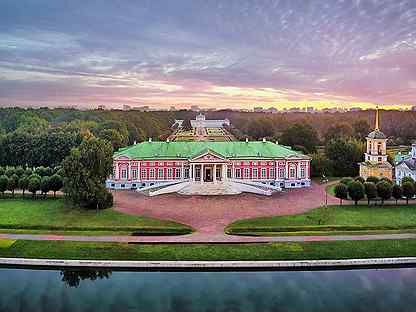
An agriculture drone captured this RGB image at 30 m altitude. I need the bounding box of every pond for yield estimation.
[0,267,415,312]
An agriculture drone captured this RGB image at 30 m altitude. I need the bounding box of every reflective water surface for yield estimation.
[1,267,416,312]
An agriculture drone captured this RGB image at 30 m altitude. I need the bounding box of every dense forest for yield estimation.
[0,107,415,171]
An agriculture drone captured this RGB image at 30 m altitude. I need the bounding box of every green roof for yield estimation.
[114,141,307,160]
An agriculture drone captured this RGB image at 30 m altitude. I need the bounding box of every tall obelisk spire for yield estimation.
[375,106,380,131]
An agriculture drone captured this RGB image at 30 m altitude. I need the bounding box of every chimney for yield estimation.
[133,141,137,145]
[262,138,266,143]
[167,138,170,143]
[275,140,279,145]
[148,138,152,143]
[245,138,249,143]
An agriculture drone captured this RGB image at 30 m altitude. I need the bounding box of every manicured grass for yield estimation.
[1,239,416,260]
[226,205,416,236]
[0,198,193,235]
[0,239,15,249]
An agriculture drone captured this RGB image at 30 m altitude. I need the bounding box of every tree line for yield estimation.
[334,176,416,206]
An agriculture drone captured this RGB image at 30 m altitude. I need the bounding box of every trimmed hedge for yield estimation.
[0,224,193,235]
[225,224,416,236]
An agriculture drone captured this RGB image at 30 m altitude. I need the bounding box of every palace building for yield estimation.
[395,143,416,185]
[107,140,311,196]
[359,108,393,180]
[173,113,231,129]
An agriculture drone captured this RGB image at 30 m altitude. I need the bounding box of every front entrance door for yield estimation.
[204,167,213,182]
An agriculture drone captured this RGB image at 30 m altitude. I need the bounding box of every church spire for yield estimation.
[375,106,380,131]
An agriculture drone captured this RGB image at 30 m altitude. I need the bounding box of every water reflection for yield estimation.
[1,267,416,312]
[60,269,112,288]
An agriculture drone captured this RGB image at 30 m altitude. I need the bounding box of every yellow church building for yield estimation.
[359,108,393,180]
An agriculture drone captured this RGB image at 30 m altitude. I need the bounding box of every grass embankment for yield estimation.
[226,205,416,236]
[0,199,192,236]
[0,239,416,261]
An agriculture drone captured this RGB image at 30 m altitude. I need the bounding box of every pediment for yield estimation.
[190,150,227,162]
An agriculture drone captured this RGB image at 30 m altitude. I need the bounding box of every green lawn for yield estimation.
[0,239,416,260]
[226,205,416,236]
[0,198,193,235]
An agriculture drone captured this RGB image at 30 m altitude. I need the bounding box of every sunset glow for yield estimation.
[1,1,415,110]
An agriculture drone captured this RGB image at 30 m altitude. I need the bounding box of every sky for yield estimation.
[0,0,416,110]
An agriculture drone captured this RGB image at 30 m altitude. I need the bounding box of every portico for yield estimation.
[190,162,227,183]
[189,149,228,183]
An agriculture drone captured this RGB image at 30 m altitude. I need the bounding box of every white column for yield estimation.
[138,161,141,182]
[115,162,120,180]
[192,164,195,182]
[223,164,227,181]
[275,161,278,181]
[232,162,235,179]
[213,164,217,183]
[201,164,204,183]
[181,162,184,181]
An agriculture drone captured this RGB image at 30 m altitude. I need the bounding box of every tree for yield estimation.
[62,138,114,209]
[7,174,18,197]
[28,177,41,198]
[324,123,354,143]
[392,184,403,205]
[364,182,377,205]
[348,181,365,205]
[355,176,365,184]
[310,153,333,177]
[334,183,348,205]
[340,177,354,186]
[352,120,370,140]
[4,167,16,177]
[0,175,8,197]
[325,139,363,177]
[366,176,380,184]
[98,129,124,151]
[376,181,392,205]
[40,176,51,198]
[279,123,320,154]
[49,174,63,197]
[401,176,415,185]
[402,181,415,205]
[18,176,29,197]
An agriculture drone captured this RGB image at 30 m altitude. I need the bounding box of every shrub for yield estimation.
[340,177,354,186]
[14,167,25,177]
[364,182,377,205]
[347,181,365,205]
[334,183,348,205]
[392,184,403,204]
[402,181,415,205]
[354,176,365,184]
[4,167,16,177]
[0,175,9,197]
[376,181,393,205]
[0,167,4,176]
[366,176,380,184]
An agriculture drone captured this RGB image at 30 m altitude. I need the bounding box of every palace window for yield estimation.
[279,168,285,179]
[270,168,275,179]
[289,164,296,178]
[176,168,181,178]
[252,168,258,178]
[300,166,305,178]
[121,169,127,179]
[141,169,147,179]
[261,168,267,178]
[235,168,241,178]
[158,168,164,178]
[184,168,190,179]
[244,168,250,178]
[227,168,232,178]
[167,168,173,178]
[149,169,155,178]
[132,169,138,180]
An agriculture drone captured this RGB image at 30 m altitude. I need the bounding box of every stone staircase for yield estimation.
[178,182,241,196]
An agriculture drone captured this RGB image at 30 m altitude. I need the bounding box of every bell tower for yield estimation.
[364,107,387,163]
